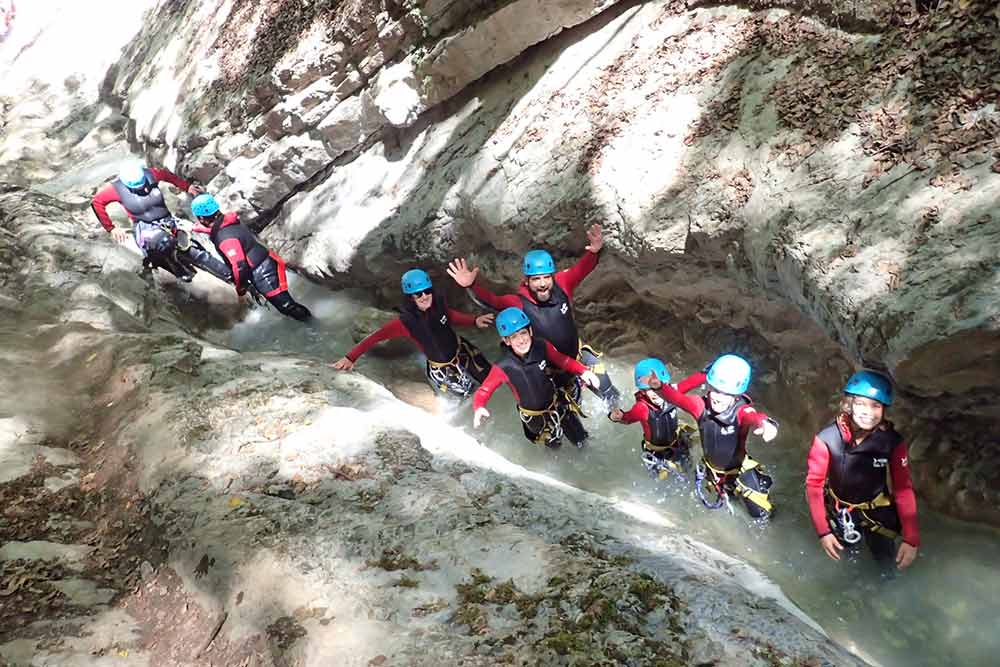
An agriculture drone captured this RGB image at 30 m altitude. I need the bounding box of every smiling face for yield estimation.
[708,390,736,414]
[526,274,554,302]
[503,328,532,356]
[411,290,433,311]
[849,396,884,431]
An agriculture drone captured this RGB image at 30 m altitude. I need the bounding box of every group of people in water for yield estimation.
[92,161,919,572]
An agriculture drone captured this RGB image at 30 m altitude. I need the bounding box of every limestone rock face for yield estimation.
[3,0,998,519]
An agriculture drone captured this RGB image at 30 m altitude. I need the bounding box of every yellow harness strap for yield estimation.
[827,487,893,511]
[703,456,772,512]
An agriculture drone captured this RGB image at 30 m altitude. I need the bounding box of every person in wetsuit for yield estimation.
[190,194,312,321]
[331,269,494,400]
[805,370,919,570]
[91,161,231,282]
[609,358,704,481]
[473,307,599,449]
[447,224,620,417]
[657,354,779,518]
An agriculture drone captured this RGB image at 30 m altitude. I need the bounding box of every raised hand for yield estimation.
[754,419,778,442]
[475,313,495,329]
[581,370,600,390]
[187,183,205,196]
[447,257,479,287]
[609,408,624,422]
[585,224,603,253]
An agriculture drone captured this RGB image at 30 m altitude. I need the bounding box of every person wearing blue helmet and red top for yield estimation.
[609,358,706,480]
[331,269,494,399]
[656,354,779,518]
[473,307,600,449]
[447,224,620,412]
[190,193,312,321]
[92,161,231,282]
[806,370,919,570]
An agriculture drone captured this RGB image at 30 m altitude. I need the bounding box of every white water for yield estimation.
[197,275,1000,667]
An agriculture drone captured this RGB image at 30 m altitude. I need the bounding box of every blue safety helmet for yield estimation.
[634,358,670,389]
[706,354,752,395]
[119,161,147,189]
[401,269,433,295]
[191,193,220,218]
[496,307,531,337]
[522,249,556,276]
[844,370,893,406]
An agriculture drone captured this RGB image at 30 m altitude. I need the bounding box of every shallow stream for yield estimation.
[200,275,1000,667]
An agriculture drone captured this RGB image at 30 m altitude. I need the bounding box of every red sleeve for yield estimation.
[617,401,648,425]
[218,238,247,294]
[447,308,477,328]
[805,436,832,538]
[345,319,412,362]
[656,383,704,418]
[675,372,707,394]
[890,441,919,547]
[473,366,511,410]
[149,167,191,192]
[736,405,769,429]
[471,282,521,310]
[554,250,599,298]
[91,184,124,231]
[545,341,587,374]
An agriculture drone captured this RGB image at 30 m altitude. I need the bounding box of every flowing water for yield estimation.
[200,275,1000,667]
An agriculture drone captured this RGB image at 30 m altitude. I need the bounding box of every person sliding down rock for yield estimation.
[805,370,919,571]
[473,307,600,449]
[331,269,494,400]
[190,194,312,322]
[447,223,621,414]
[91,161,232,283]
[657,354,779,519]
[609,358,705,482]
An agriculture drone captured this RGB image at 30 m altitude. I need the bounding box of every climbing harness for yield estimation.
[518,398,565,448]
[826,488,897,543]
[838,508,863,545]
[696,455,772,517]
[425,339,486,399]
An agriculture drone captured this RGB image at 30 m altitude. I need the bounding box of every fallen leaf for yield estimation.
[228,497,244,509]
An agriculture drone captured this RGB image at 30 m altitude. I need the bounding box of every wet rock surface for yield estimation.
[0,188,866,666]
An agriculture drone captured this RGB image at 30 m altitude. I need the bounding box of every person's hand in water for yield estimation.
[896,542,918,570]
[820,534,844,561]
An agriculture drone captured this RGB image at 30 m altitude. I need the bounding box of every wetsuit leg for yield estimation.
[579,346,621,410]
[560,410,588,448]
[862,506,902,564]
[736,466,773,519]
[138,224,194,281]
[520,414,560,449]
[268,291,313,321]
[180,241,233,283]
[458,339,492,385]
[252,256,312,321]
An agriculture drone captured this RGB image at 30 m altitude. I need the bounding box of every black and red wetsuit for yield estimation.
[91,168,190,231]
[658,377,775,517]
[617,372,705,462]
[806,414,919,561]
[345,288,491,397]
[470,250,618,407]
[473,337,589,447]
[193,212,311,321]
[91,168,231,282]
